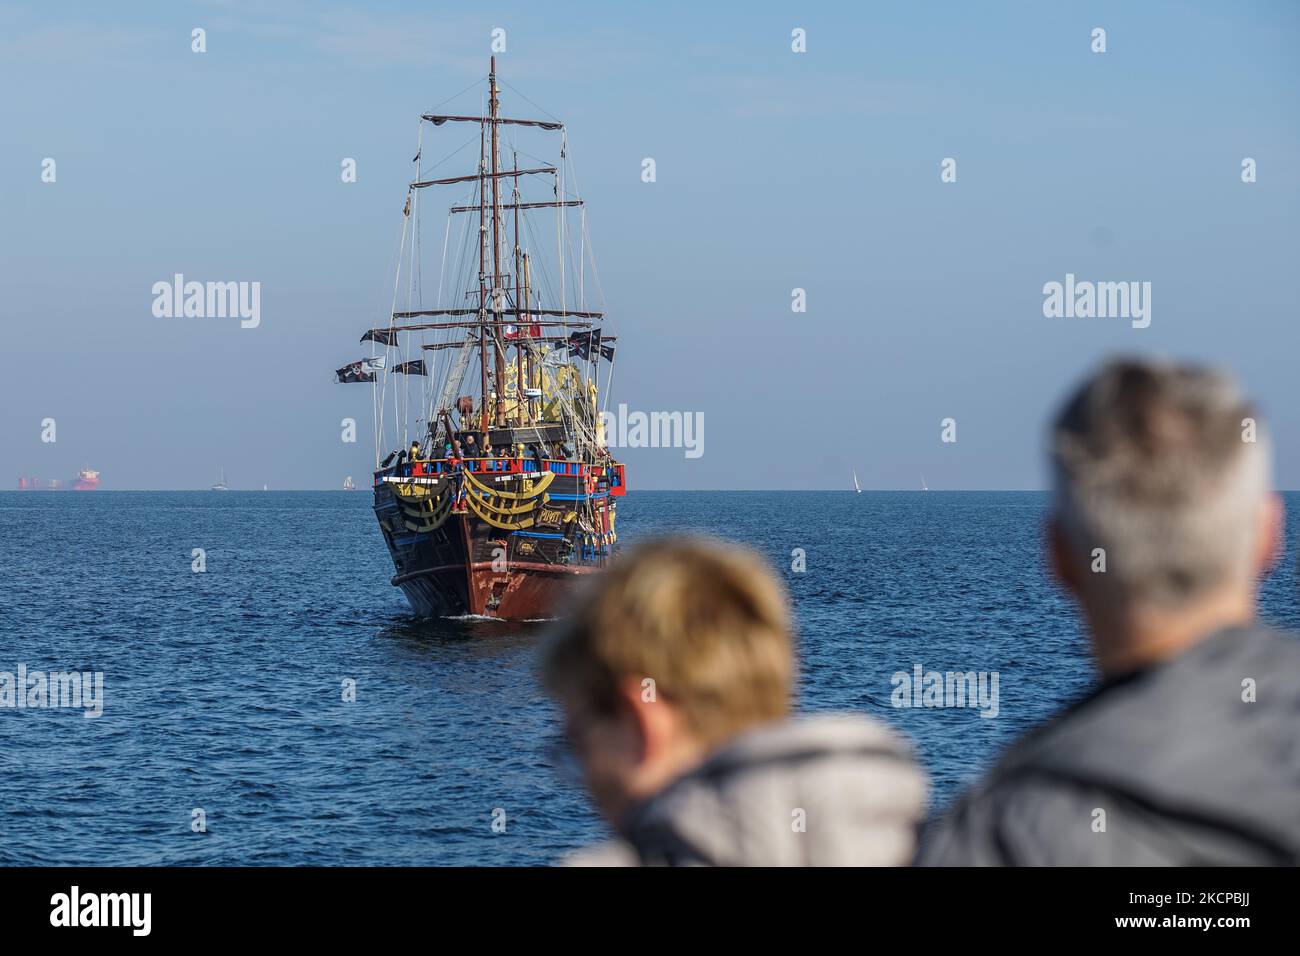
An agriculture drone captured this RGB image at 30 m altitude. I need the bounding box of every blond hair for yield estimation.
[542,537,794,748]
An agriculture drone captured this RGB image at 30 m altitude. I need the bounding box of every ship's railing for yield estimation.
[373,456,626,495]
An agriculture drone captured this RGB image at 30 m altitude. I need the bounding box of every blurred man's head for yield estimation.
[542,537,794,824]
[1048,358,1282,674]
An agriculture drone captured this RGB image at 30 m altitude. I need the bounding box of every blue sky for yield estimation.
[2,0,1297,489]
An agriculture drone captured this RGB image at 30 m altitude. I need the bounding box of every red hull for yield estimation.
[394,555,598,619]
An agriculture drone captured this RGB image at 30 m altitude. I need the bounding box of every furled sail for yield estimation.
[410,167,555,189]
[422,114,563,131]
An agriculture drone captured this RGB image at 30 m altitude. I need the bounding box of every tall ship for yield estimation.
[335,57,626,620]
[212,467,229,492]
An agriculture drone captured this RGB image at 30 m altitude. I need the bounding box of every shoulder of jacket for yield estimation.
[561,839,641,867]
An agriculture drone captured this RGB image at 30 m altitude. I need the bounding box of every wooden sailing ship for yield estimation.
[335,57,626,619]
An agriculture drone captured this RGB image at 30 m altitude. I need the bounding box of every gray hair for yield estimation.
[1050,358,1271,606]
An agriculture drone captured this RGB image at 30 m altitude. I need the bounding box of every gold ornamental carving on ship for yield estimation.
[461,468,556,530]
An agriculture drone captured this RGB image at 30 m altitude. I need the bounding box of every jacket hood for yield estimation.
[615,714,927,866]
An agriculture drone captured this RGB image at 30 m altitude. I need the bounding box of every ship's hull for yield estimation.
[18,475,99,491]
[390,536,598,618]
[372,460,624,620]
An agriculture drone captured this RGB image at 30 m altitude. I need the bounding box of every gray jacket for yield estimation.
[919,625,1300,865]
[567,714,927,866]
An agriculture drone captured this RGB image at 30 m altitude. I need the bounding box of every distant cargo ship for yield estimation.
[17,468,100,491]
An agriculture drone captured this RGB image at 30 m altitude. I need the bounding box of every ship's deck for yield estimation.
[372,457,629,498]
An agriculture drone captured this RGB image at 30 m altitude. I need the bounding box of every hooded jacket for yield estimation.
[566,714,927,866]
[918,625,1300,865]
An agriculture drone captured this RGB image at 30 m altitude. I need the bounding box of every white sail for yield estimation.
[852,469,861,494]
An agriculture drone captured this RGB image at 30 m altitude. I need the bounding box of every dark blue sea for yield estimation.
[1,491,1297,866]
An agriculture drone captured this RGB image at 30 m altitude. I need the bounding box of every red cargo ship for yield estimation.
[17,469,100,490]
[72,469,100,491]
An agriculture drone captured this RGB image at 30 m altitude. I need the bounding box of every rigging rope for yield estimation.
[370,76,615,458]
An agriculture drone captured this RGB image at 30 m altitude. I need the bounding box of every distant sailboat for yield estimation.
[921,475,928,492]
[343,475,356,492]
[852,470,861,494]
[263,483,269,492]
[212,467,229,492]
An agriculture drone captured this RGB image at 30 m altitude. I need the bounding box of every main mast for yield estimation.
[477,121,488,435]
[489,56,507,429]
[513,152,526,421]
[375,58,600,449]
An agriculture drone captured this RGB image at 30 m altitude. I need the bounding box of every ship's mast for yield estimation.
[490,56,507,429]
[523,252,534,421]
[364,58,599,449]
[477,121,488,436]
[512,151,525,423]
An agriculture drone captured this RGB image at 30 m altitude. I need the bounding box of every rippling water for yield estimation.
[1,490,1296,865]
